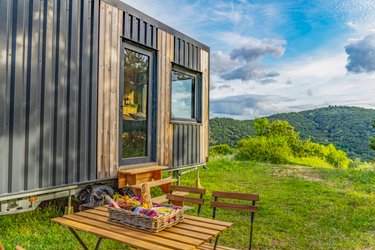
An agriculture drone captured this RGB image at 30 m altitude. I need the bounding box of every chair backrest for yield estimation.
[167,185,206,216]
[211,191,259,250]
[211,191,259,216]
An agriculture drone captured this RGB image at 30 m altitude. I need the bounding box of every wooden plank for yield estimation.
[167,195,204,205]
[170,186,206,194]
[51,217,171,250]
[97,2,106,178]
[75,210,204,246]
[119,165,166,174]
[211,201,258,213]
[174,224,220,236]
[200,50,209,163]
[165,227,212,241]
[165,33,173,167]
[64,214,195,250]
[183,219,227,231]
[109,6,119,178]
[131,178,177,189]
[212,191,259,201]
[184,215,233,227]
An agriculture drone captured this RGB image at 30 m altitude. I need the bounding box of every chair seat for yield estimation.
[197,242,238,250]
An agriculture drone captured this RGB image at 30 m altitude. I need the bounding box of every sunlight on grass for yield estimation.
[0,157,374,249]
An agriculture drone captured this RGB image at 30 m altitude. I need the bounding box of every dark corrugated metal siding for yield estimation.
[123,12,157,49]
[173,124,201,167]
[174,37,201,71]
[0,0,99,196]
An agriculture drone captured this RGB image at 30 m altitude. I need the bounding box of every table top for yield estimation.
[51,206,232,250]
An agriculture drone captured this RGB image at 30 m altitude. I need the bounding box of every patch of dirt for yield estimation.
[274,166,325,182]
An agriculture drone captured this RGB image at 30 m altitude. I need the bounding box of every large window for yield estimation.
[121,44,153,164]
[171,67,201,121]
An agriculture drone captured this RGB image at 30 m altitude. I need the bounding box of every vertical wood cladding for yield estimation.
[0,0,99,195]
[97,2,123,179]
[156,30,174,167]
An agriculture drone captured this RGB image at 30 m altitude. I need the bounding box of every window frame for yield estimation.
[119,41,155,166]
[170,64,202,123]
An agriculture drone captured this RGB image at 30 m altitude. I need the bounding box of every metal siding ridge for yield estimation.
[55,0,67,186]
[0,0,10,194]
[89,0,99,181]
[27,0,42,191]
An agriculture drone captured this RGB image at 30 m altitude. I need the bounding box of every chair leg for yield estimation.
[249,212,255,250]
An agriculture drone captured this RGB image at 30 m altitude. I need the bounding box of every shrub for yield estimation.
[209,144,234,156]
[236,136,292,164]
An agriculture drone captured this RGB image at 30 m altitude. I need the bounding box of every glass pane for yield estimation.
[171,71,195,119]
[122,49,149,158]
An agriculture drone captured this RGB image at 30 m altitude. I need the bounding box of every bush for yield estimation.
[209,144,234,156]
[236,136,292,164]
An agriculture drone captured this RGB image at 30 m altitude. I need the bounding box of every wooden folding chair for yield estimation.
[166,185,206,216]
[207,191,259,250]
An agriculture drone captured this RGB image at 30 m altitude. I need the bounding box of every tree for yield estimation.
[370,121,375,151]
[254,118,269,136]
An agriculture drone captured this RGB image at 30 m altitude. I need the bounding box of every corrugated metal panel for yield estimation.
[123,12,157,49]
[0,0,99,196]
[174,37,201,71]
[172,124,201,167]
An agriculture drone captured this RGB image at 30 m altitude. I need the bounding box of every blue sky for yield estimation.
[123,0,375,119]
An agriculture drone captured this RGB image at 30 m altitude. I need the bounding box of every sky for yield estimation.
[123,0,375,120]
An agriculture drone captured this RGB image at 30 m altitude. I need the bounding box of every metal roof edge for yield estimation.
[102,0,210,52]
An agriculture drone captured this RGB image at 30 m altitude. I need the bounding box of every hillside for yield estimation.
[210,106,375,161]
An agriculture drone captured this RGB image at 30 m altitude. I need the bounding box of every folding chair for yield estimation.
[167,185,206,216]
[204,191,259,250]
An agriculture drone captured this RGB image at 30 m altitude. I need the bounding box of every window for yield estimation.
[121,43,154,165]
[171,66,201,121]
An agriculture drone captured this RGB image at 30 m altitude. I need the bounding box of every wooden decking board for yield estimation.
[64,214,195,250]
[184,215,233,227]
[51,217,172,250]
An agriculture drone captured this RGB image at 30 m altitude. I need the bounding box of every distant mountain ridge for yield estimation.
[210,106,375,161]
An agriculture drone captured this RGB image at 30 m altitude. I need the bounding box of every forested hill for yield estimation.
[210,106,375,161]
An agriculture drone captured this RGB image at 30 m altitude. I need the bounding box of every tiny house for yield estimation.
[0,0,209,214]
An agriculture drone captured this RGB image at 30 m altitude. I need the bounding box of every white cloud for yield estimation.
[345,33,375,73]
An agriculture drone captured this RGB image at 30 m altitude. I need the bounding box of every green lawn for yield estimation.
[1,157,374,249]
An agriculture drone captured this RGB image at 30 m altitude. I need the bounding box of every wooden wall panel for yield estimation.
[157,30,174,167]
[200,50,209,163]
[97,2,123,178]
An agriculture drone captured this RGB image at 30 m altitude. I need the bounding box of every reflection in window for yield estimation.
[171,71,195,120]
[123,49,149,158]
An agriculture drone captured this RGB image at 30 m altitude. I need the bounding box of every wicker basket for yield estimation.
[108,205,186,232]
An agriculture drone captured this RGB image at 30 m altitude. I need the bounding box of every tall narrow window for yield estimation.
[122,45,153,164]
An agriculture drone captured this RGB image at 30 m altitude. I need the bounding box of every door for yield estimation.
[120,43,154,165]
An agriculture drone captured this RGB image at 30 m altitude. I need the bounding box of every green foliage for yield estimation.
[236,118,351,168]
[179,158,375,249]
[237,136,291,164]
[209,144,234,156]
[210,106,375,161]
[370,121,375,151]
[254,117,269,136]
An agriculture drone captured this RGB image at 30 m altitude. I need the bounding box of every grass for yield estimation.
[0,157,374,249]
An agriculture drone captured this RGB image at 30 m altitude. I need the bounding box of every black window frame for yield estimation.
[119,41,156,166]
[170,64,202,123]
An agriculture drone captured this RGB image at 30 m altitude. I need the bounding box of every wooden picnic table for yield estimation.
[51,206,232,250]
